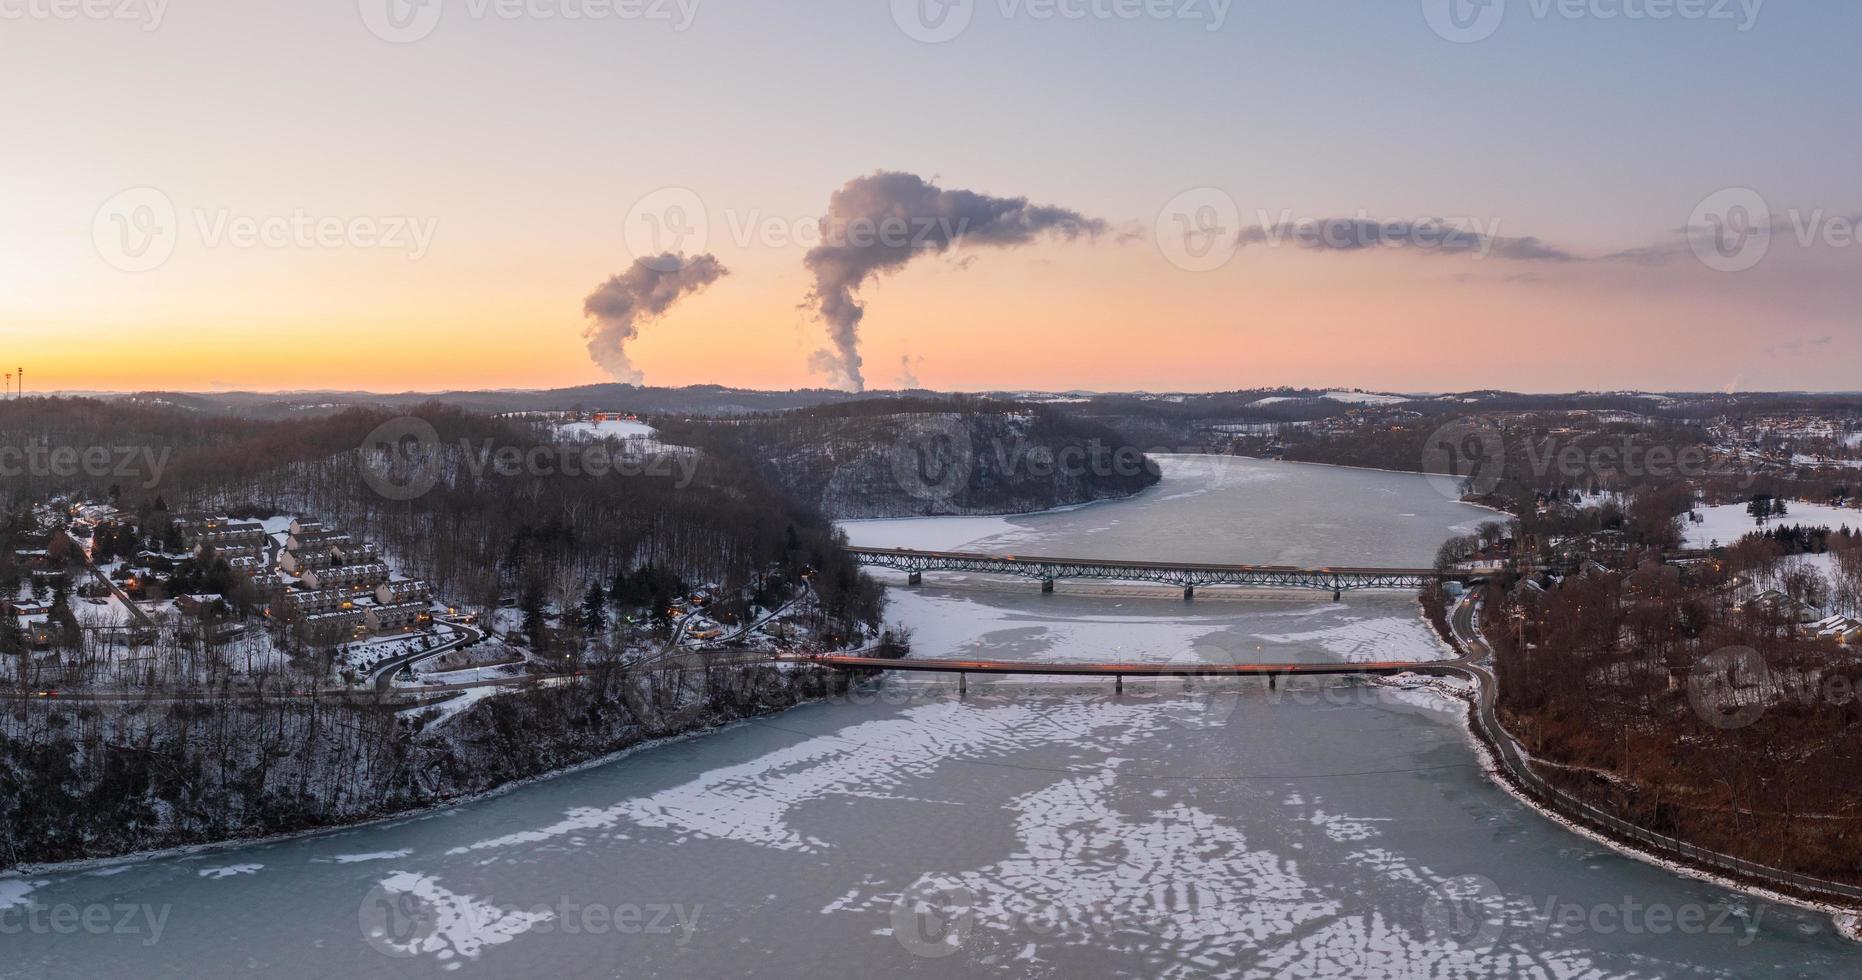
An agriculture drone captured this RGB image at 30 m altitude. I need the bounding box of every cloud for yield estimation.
[1238,217,1579,262]
[804,171,1107,391]
[582,253,729,384]
[895,353,923,389]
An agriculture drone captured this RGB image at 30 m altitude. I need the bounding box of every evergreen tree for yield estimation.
[582,582,608,634]
[519,577,547,650]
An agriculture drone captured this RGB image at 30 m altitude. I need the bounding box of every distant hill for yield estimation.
[659,397,1162,519]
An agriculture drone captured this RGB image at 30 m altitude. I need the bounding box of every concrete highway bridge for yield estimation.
[845,546,1460,600]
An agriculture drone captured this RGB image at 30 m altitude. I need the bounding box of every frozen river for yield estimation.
[4,457,1856,977]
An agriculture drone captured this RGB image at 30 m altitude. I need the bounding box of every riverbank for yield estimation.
[0,662,853,874]
[1436,597,1862,933]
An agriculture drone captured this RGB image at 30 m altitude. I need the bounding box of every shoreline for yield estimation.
[1431,601,1862,935]
[1444,685,1862,937]
[0,677,838,882]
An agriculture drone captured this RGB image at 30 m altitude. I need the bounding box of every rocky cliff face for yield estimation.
[737,409,1162,519]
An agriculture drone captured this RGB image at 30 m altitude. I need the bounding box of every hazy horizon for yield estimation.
[7,2,1859,394]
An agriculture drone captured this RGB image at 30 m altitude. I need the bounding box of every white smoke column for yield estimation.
[583,253,729,384]
[804,171,1106,392]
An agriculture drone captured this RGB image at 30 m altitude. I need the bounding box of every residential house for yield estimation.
[366,601,430,633]
[303,608,367,644]
[1812,615,1862,646]
[302,562,390,593]
[375,580,431,606]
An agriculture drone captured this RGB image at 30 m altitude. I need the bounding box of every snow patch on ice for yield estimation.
[446,698,1173,856]
[365,871,553,964]
[197,864,263,879]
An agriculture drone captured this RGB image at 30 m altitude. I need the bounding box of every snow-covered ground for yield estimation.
[838,515,1023,552]
[556,419,658,441]
[1685,500,1862,549]
[1251,391,1411,406]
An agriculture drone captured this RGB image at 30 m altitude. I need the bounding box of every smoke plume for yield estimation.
[804,171,1106,391]
[583,253,729,384]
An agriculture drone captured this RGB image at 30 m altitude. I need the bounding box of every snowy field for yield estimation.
[1686,500,1862,549]
[1251,390,1412,406]
[556,419,659,441]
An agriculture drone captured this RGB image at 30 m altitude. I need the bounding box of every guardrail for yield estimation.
[1452,602,1862,906]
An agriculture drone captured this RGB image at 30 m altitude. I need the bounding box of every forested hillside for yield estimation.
[660,397,1162,519]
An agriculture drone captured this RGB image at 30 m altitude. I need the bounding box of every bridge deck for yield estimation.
[799,654,1454,677]
[844,546,1449,593]
[844,547,1440,577]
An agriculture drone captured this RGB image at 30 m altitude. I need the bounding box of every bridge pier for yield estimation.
[1115,674,1123,694]
[1333,588,1342,603]
[907,571,922,586]
[1268,674,1278,691]
[958,672,966,696]
[1183,585,1195,602]
[1041,578,1054,594]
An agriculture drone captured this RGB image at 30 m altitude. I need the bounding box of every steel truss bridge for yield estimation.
[846,547,1452,599]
